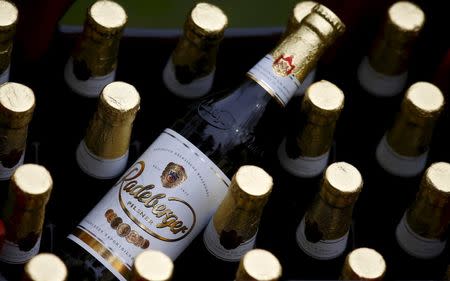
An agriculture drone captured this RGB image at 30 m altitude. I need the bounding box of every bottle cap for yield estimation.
[233,165,273,198]
[10,164,53,209]
[236,249,282,281]
[84,81,140,159]
[87,0,127,36]
[185,3,228,43]
[321,162,363,207]
[421,162,450,206]
[0,0,18,41]
[23,253,67,281]
[131,250,173,281]
[283,1,318,37]
[304,80,344,120]
[369,1,425,75]
[404,82,444,119]
[272,4,345,82]
[341,248,386,280]
[0,82,35,128]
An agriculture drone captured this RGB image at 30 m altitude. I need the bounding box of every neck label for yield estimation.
[247,54,300,106]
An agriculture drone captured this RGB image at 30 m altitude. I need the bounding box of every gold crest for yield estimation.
[161,162,187,188]
[273,54,295,77]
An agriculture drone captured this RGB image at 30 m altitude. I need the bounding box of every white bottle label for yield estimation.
[203,218,256,262]
[0,66,10,85]
[162,56,215,99]
[296,217,348,260]
[0,150,25,181]
[0,237,41,264]
[69,128,230,281]
[64,57,116,98]
[376,134,428,177]
[357,56,408,97]
[247,54,300,106]
[396,213,446,259]
[277,138,329,178]
[76,139,129,180]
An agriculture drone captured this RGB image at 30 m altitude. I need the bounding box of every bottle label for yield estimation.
[64,57,116,98]
[0,65,10,85]
[0,237,41,264]
[357,56,408,97]
[296,217,348,260]
[376,134,428,177]
[76,139,129,180]
[162,56,215,99]
[277,138,329,178]
[203,218,256,262]
[396,213,446,259]
[0,150,25,181]
[69,128,230,281]
[247,54,300,106]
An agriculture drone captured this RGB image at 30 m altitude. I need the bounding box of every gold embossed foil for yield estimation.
[295,80,344,157]
[213,166,272,245]
[340,248,386,281]
[368,1,425,75]
[272,4,345,82]
[406,162,450,240]
[71,0,127,77]
[23,253,68,281]
[171,3,228,84]
[281,1,318,40]
[0,0,18,75]
[386,82,444,157]
[131,251,173,281]
[305,162,362,240]
[0,83,35,171]
[1,164,52,251]
[84,81,140,159]
[235,249,282,281]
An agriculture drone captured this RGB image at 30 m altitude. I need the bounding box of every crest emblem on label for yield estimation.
[273,55,295,76]
[161,162,187,188]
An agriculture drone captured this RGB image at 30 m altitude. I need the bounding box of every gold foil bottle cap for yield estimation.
[99,81,140,123]
[282,1,318,37]
[11,164,53,209]
[321,162,363,207]
[403,82,444,119]
[273,4,345,82]
[23,253,67,281]
[236,249,282,281]
[369,1,425,75]
[186,2,228,40]
[233,165,273,198]
[87,0,127,35]
[341,248,386,280]
[131,250,173,281]
[420,162,450,207]
[304,80,344,120]
[0,0,18,34]
[0,82,35,128]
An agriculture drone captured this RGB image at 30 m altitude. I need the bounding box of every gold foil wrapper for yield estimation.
[71,0,127,77]
[1,164,52,249]
[0,0,18,74]
[340,248,386,281]
[272,4,345,82]
[305,162,362,240]
[0,83,35,170]
[235,249,282,281]
[406,162,450,240]
[171,3,227,84]
[368,1,425,75]
[131,251,173,281]
[84,81,140,159]
[281,1,318,40]
[213,166,272,245]
[295,80,344,157]
[386,82,444,157]
[23,253,68,281]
